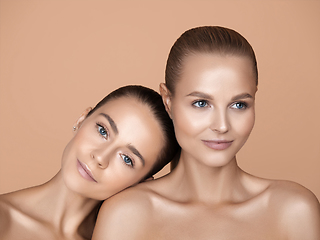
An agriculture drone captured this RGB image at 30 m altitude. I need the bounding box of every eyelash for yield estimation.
[230,101,248,110]
[192,100,209,108]
[96,123,109,139]
[192,100,248,110]
[120,154,135,168]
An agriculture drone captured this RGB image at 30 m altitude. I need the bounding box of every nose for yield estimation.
[210,108,229,133]
[90,146,112,169]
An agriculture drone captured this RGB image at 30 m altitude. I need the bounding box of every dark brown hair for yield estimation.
[165,26,258,95]
[87,85,179,179]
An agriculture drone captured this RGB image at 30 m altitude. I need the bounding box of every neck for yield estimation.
[169,151,249,204]
[30,171,101,238]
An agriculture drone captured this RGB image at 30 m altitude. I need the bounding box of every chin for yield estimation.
[196,148,237,167]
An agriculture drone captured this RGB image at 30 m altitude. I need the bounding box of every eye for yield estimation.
[231,102,247,110]
[120,154,134,168]
[193,100,208,108]
[96,123,108,139]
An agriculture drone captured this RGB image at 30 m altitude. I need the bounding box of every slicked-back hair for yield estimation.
[165,26,258,95]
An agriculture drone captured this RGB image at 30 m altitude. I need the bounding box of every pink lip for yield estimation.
[77,160,97,182]
[202,140,233,150]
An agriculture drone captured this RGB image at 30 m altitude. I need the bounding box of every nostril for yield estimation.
[90,150,110,169]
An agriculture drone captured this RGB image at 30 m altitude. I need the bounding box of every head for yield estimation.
[160,26,258,167]
[62,85,179,200]
[165,26,258,95]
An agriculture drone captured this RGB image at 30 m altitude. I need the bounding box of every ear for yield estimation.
[159,83,173,118]
[73,107,92,131]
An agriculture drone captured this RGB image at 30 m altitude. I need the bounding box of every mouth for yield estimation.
[202,140,234,150]
[77,159,97,182]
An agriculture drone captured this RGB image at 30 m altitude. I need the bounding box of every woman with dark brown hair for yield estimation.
[92,27,320,239]
[0,85,179,240]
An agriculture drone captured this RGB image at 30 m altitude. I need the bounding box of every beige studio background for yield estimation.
[0,0,319,200]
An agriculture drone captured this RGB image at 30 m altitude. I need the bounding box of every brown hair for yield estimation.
[165,26,258,94]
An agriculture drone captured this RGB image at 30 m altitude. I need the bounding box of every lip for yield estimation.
[77,159,97,182]
[202,140,234,150]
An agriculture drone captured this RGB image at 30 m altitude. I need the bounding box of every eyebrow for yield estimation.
[231,93,253,101]
[99,113,119,135]
[127,145,145,166]
[187,91,253,101]
[186,91,213,99]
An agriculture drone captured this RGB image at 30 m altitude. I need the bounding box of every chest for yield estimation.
[147,203,283,240]
[3,213,86,240]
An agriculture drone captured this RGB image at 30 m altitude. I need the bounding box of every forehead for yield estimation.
[91,97,164,166]
[177,53,257,97]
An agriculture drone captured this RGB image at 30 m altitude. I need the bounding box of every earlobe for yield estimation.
[159,83,172,118]
[73,107,92,131]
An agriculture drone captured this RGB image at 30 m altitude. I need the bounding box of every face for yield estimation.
[61,97,164,200]
[162,53,257,167]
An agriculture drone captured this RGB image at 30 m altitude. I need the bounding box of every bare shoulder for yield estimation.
[267,180,320,239]
[92,184,155,240]
[0,194,14,237]
[268,180,319,207]
[98,185,154,219]
[0,189,40,239]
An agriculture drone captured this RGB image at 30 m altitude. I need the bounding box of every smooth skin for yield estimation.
[92,54,320,240]
[0,97,164,240]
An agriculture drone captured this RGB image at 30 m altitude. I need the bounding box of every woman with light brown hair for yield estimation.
[92,26,320,239]
[0,85,179,240]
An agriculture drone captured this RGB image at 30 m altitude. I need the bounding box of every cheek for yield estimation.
[172,104,195,140]
[61,138,76,167]
[233,111,255,140]
[171,103,209,147]
[66,127,97,159]
[97,170,144,199]
[105,159,152,186]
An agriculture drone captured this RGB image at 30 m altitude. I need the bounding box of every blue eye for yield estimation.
[121,154,134,167]
[96,124,108,138]
[193,100,208,108]
[231,102,247,110]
